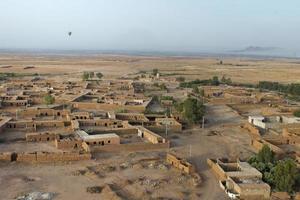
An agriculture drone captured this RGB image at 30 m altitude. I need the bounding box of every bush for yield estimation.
[192,85,199,94]
[293,109,300,117]
[176,76,185,82]
[44,94,55,105]
[96,72,103,79]
[152,68,158,75]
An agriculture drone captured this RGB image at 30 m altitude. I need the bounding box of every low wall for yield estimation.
[90,128,138,135]
[36,152,91,162]
[0,152,13,161]
[26,132,59,142]
[146,125,182,134]
[55,138,82,150]
[72,102,146,112]
[17,152,37,162]
[35,120,65,128]
[137,126,166,144]
[12,151,91,163]
[166,153,195,174]
[90,142,170,153]
[282,128,300,145]
[250,139,285,156]
[207,159,227,181]
[229,177,271,200]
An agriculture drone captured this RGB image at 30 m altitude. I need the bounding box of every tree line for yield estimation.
[179,76,300,98]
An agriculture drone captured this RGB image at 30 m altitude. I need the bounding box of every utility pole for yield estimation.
[202,116,205,129]
[165,123,168,138]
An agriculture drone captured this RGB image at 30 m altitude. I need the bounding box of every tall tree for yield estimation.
[273,159,298,193]
[182,97,205,124]
[257,145,274,164]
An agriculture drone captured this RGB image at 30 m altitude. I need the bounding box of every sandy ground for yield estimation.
[1,54,300,83]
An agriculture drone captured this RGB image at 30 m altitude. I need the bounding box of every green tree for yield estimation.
[199,88,205,97]
[82,71,95,80]
[192,85,200,94]
[44,94,55,105]
[221,75,227,83]
[96,72,103,79]
[82,71,90,80]
[211,76,220,86]
[257,145,275,164]
[273,159,298,193]
[293,109,300,117]
[176,76,185,82]
[152,68,158,76]
[182,97,205,124]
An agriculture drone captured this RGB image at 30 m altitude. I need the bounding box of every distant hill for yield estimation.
[235,46,281,53]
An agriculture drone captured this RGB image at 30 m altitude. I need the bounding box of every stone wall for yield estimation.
[77,119,123,128]
[207,159,227,181]
[250,138,285,156]
[35,120,65,128]
[17,152,37,162]
[166,153,195,174]
[137,126,166,144]
[19,108,69,118]
[72,102,146,112]
[89,141,170,153]
[26,132,59,142]
[0,151,91,163]
[55,138,83,150]
[229,177,271,200]
[6,121,36,131]
[93,128,138,135]
[282,128,300,145]
[36,152,91,162]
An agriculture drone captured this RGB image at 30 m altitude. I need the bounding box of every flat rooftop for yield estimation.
[75,130,119,141]
[81,133,119,140]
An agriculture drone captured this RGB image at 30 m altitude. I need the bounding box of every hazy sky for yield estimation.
[1,0,300,52]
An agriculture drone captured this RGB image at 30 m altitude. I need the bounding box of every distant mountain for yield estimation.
[235,46,281,53]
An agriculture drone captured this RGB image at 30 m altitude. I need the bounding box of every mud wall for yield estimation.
[72,102,146,112]
[166,153,195,174]
[207,159,227,181]
[0,151,91,162]
[90,142,170,153]
[26,132,59,142]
